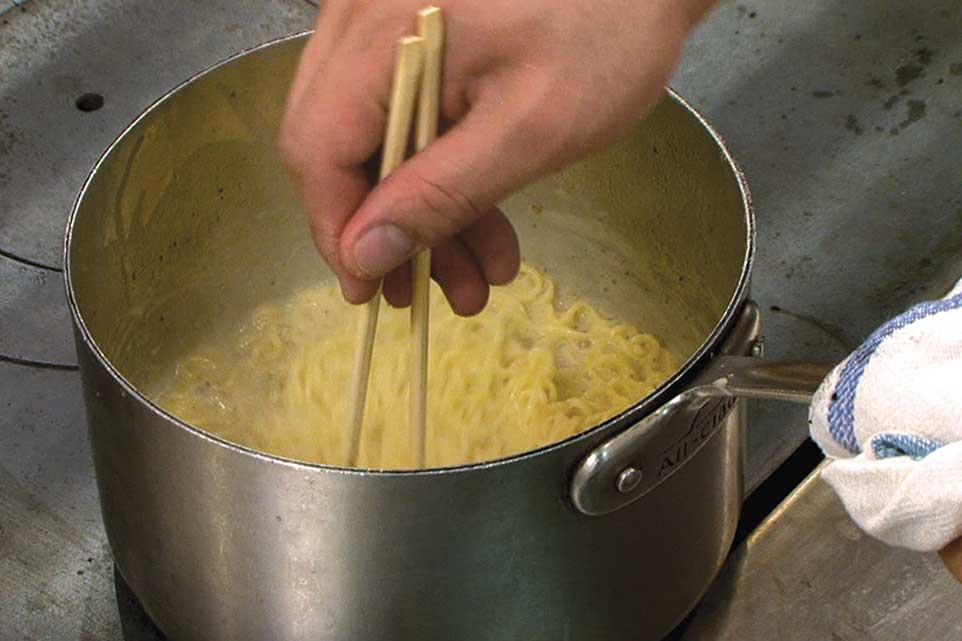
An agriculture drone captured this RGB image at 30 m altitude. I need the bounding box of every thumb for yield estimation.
[339,88,560,279]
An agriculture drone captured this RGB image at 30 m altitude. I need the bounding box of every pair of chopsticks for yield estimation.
[345,7,444,468]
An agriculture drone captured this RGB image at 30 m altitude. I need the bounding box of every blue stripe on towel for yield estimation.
[872,433,945,460]
[827,292,962,454]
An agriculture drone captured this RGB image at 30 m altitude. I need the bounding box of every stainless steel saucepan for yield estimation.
[65,33,832,641]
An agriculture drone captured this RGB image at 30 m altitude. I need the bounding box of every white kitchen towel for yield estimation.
[809,278,962,552]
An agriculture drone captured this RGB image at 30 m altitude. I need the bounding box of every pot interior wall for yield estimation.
[68,36,749,424]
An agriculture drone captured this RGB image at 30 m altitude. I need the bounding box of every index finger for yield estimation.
[278,27,401,302]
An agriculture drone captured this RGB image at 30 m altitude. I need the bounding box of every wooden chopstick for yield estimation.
[345,35,425,467]
[410,7,444,468]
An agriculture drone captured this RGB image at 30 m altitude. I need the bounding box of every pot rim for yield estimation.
[63,32,755,478]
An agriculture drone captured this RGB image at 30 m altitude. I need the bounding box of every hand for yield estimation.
[278,0,715,314]
[809,278,962,556]
[940,537,962,583]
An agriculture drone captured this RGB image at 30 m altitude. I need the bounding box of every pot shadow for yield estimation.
[663,609,700,641]
[114,566,168,641]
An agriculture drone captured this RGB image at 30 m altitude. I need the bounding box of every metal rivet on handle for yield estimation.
[616,467,642,494]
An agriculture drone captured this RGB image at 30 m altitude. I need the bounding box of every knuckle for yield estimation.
[513,107,572,162]
[308,217,347,276]
[505,77,578,160]
[398,170,485,242]
[276,115,308,175]
[530,104,572,143]
[306,217,333,259]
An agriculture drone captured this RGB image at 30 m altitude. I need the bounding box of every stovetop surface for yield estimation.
[1,0,960,639]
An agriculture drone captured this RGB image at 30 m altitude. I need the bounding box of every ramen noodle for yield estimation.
[152,264,677,469]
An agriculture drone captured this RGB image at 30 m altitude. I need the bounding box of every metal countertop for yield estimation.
[1,0,959,638]
[682,467,962,641]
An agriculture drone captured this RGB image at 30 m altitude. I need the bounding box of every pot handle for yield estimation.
[569,302,835,516]
[697,357,832,403]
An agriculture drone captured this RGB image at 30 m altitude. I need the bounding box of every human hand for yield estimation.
[278,0,715,314]
[809,278,962,579]
[939,537,962,583]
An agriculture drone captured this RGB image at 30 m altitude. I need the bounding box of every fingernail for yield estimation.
[352,225,415,278]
